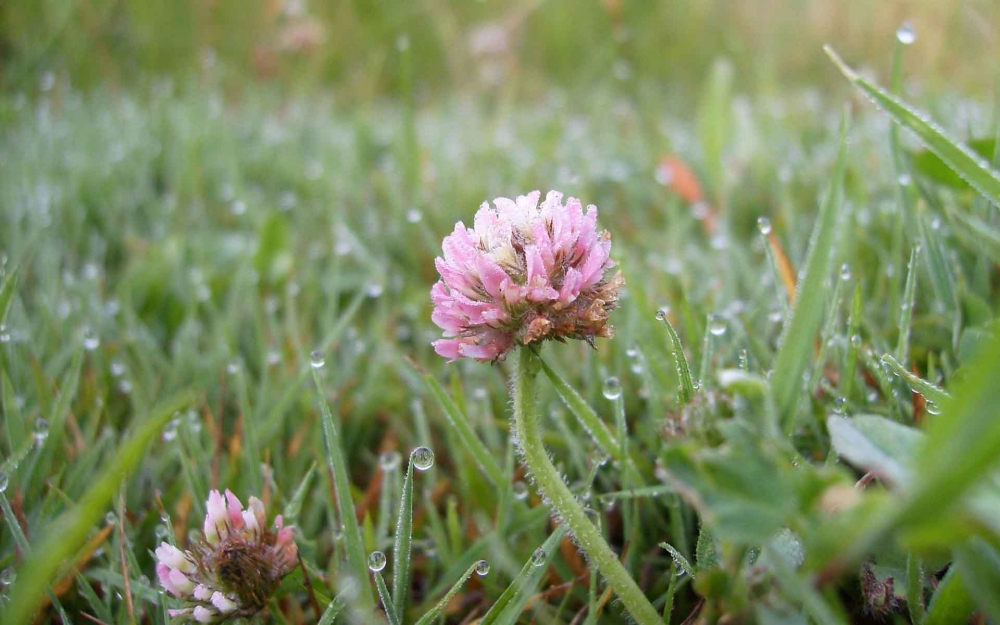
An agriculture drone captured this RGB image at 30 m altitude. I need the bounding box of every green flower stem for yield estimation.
[511,348,662,625]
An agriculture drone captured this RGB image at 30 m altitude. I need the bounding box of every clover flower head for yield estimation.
[431,190,623,362]
[155,489,297,623]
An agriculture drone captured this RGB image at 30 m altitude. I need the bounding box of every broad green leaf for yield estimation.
[827,415,922,488]
[924,567,975,625]
[953,539,1000,621]
[826,47,1000,207]
[772,111,849,431]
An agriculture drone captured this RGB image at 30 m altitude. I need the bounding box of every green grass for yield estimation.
[2,9,1000,623]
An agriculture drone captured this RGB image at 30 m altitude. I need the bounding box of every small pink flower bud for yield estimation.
[155,489,298,622]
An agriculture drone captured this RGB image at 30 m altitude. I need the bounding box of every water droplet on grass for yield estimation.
[655,306,670,321]
[531,549,547,567]
[896,21,916,45]
[708,315,727,336]
[840,264,852,281]
[757,216,772,235]
[474,560,490,576]
[368,550,387,572]
[412,446,435,471]
[366,283,384,298]
[83,327,100,351]
[602,377,622,400]
[106,512,117,525]
[33,418,50,444]
[309,350,325,369]
[513,481,529,500]
[0,472,7,493]
[897,173,912,187]
[406,208,423,223]
[0,567,15,585]
[379,451,401,472]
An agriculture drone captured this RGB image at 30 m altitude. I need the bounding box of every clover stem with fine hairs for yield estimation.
[510,347,662,625]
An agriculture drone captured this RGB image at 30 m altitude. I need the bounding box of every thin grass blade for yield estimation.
[825,46,1000,207]
[772,110,849,432]
[312,369,374,610]
[391,454,415,618]
[479,524,569,625]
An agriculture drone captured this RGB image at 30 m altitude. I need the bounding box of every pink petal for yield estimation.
[224,490,244,530]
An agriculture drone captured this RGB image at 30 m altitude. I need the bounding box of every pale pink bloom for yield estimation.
[431,191,623,362]
[155,489,297,623]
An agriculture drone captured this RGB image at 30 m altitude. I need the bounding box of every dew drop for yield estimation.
[266,350,281,366]
[832,397,847,414]
[512,481,529,501]
[82,327,100,351]
[896,21,916,45]
[105,511,117,525]
[406,208,423,223]
[654,164,674,186]
[531,548,547,567]
[850,334,862,348]
[411,446,435,471]
[840,263,852,281]
[768,307,784,323]
[366,283,384,299]
[0,567,15,585]
[925,401,941,415]
[230,200,247,216]
[655,306,670,321]
[602,376,622,400]
[379,451,401,472]
[226,360,240,375]
[368,550,387,572]
[309,350,325,369]
[0,471,7,493]
[110,360,126,377]
[897,173,912,187]
[155,524,169,539]
[474,559,490,577]
[625,343,639,358]
[708,315,727,336]
[757,216,772,235]
[33,418,50,444]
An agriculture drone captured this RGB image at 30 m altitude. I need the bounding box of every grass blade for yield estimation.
[880,354,951,407]
[657,314,696,404]
[312,368,374,610]
[414,561,482,625]
[895,247,919,365]
[538,356,627,468]
[282,461,317,524]
[4,390,194,625]
[391,452,416,618]
[772,110,849,432]
[658,542,696,579]
[825,46,1000,207]
[417,366,505,487]
[374,570,401,625]
[480,524,569,625]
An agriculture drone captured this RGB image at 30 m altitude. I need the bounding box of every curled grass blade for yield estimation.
[826,46,1000,207]
[657,315,696,404]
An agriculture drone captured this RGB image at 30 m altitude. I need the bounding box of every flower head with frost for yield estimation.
[155,490,297,623]
[431,191,623,362]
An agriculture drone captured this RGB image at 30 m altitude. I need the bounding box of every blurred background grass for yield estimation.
[1,0,997,102]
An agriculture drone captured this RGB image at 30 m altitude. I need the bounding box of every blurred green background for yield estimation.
[2,0,997,102]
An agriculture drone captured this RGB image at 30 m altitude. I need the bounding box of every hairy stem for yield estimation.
[511,347,662,625]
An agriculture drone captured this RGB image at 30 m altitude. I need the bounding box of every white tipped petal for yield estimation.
[193,605,217,623]
[211,592,238,614]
